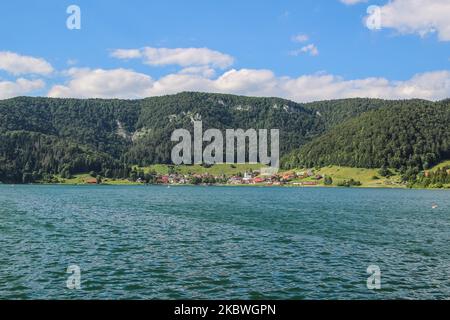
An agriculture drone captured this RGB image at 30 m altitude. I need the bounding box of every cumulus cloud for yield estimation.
[178,66,216,78]
[365,0,450,41]
[47,66,450,102]
[279,71,450,102]
[0,78,45,99]
[0,51,53,75]
[111,47,234,69]
[48,68,154,99]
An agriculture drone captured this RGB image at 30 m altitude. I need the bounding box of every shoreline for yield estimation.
[1,182,449,191]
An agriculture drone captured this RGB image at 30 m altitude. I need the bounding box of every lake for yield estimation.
[0,185,449,299]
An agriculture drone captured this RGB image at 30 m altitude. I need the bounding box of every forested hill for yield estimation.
[0,92,448,183]
[283,99,450,177]
[0,92,321,182]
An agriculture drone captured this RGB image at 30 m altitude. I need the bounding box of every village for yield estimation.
[131,169,325,186]
[73,163,450,189]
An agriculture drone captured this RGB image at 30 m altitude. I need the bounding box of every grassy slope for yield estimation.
[428,160,450,188]
[52,174,141,185]
[316,166,403,188]
[431,160,450,171]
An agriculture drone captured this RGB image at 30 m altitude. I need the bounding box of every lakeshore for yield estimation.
[19,163,450,190]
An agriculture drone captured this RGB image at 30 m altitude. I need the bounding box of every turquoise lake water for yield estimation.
[0,185,449,299]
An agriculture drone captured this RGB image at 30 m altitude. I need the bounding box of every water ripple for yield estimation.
[0,185,449,299]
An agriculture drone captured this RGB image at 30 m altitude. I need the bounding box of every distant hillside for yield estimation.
[0,92,447,183]
[126,92,324,165]
[302,98,394,129]
[283,99,450,175]
[0,92,321,182]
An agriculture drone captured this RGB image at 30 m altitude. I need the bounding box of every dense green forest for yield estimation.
[0,93,324,182]
[283,99,450,177]
[126,92,325,165]
[0,92,449,183]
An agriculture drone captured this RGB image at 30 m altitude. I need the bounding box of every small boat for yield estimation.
[432,204,438,209]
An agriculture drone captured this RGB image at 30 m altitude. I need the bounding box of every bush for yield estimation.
[324,176,333,185]
[191,177,202,185]
[378,166,392,177]
[337,179,361,187]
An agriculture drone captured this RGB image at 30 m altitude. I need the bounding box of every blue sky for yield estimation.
[0,0,449,102]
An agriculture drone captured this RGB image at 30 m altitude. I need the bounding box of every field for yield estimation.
[315,166,403,188]
[52,174,141,185]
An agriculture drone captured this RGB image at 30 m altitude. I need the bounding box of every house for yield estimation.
[85,178,97,184]
[228,176,243,185]
[168,174,181,184]
[296,170,313,179]
[282,173,295,181]
[243,171,252,179]
[242,172,254,184]
[253,177,265,184]
[159,176,169,184]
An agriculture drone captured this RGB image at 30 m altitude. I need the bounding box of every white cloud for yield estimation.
[48,68,154,99]
[111,47,234,69]
[47,66,450,102]
[290,44,319,57]
[178,66,216,78]
[279,71,450,102]
[0,78,45,99]
[213,69,279,96]
[365,0,450,41]
[291,34,309,43]
[0,51,53,75]
[110,49,142,59]
[340,0,367,5]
